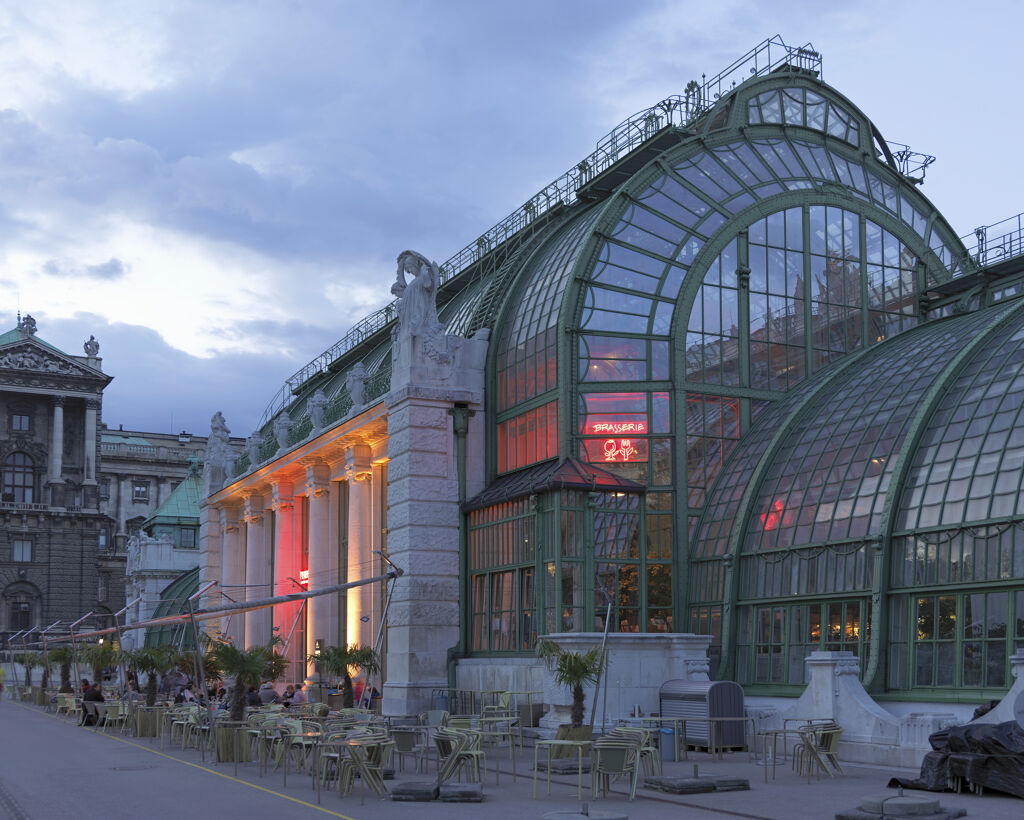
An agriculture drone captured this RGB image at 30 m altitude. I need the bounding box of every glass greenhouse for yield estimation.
[206,38,1024,709]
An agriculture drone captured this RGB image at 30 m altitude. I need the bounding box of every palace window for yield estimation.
[2,452,35,503]
[10,413,30,432]
[12,539,31,562]
[132,481,150,502]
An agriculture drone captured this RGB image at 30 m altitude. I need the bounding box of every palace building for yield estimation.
[200,38,1024,734]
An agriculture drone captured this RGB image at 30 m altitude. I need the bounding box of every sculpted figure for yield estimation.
[202,411,232,493]
[245,434,261,465]
[345,362,367,408]
[83,335,100,357]
[273,411,292,450]
[19,314,37,336]
[308,388,327,430]
[392,250,441,336]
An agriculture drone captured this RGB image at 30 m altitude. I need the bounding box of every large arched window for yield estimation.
[2,452,35,504]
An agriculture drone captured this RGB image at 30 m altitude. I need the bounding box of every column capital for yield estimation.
[242,491,265,523]
[52,395,66,407]
[85,398,100,411]
[300,457,330,495]
[345,443,373,482]
[271,480,294,512]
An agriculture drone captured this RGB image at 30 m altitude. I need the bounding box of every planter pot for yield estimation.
[135,709,162,738]
[551,724,592,759]
[215,725,252,763]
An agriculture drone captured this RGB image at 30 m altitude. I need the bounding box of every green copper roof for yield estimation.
[0,325,66,355]
[143,459,202,527]
[101,433,155,446]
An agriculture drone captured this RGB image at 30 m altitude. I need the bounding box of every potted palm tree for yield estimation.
[81,642,118,690]
[49,647,74,694]
[536,639,603,745]
[316,644,380,709]
[210,640,288,762]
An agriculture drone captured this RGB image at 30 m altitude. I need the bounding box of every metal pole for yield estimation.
[69,612,94,693]
[6,630,25,696]
[39,620,62,693]
[187,581,217,763]
[112,597,141,694]
[20,626,40,689]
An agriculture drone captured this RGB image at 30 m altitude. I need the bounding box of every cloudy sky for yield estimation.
[1,1,1021,437]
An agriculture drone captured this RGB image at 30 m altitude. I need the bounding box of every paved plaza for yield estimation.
[1,699,1021,820]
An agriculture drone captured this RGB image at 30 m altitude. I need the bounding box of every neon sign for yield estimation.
[586,421,648,435]
[581,437,648,463]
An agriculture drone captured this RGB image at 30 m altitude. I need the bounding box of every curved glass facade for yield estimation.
[241,61,1024,701]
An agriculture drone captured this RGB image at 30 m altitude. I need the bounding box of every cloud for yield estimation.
[41,256,128,279]
[18,311,305,435]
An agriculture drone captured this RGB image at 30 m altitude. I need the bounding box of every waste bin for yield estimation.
[659,680,745,749]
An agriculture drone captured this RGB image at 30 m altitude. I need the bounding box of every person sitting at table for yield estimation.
[290,683,308,705]
[83,682,105,725]
[246,686,261,707]
[181,683,197,703]
[258,682,279,704]
[281,684,296,706]
[80,678,90,695]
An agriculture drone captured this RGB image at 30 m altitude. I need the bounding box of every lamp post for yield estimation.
[69,612,93,693]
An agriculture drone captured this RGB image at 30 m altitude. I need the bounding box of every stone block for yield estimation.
[438,783,484,802]
[390,781,438,802]
[644,775,715,794]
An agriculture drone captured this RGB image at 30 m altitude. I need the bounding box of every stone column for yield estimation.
[83,399,98,485]
[381,390,461,715]
[272,482,300,677]
[243,491,270,647]
[117,475,128,534]
[49,396,64,483]
[304,460,330,673]
[345,445,374,648]
[221,505,244,646]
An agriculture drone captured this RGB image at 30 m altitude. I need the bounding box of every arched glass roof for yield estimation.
[898,305,1024,531]
[494,203,602,413]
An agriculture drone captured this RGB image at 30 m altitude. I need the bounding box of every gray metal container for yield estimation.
[658,679,745,748]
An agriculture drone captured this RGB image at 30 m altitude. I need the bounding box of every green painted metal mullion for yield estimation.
[715,343,877,680]
[867,298,1024,690]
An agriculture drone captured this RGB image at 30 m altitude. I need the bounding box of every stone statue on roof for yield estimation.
[273,411,292,451]
[19,314,37,336]
[392,250,441,338]
[203,411,233,494]
[346,362,367,408]
[308,388,327,431]
[84,335,99,357]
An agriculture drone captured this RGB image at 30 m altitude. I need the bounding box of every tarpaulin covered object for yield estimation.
[889,721,1024,800]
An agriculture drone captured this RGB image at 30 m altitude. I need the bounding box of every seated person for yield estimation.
[281,684,296,706]
[181,683,197,703]
[258,682,279,705]
[246,686,261,707]
[290,683,308,705]
[83,683,105,725]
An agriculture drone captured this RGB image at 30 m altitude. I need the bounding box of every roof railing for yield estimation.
[256,36,821,429]
[963,211,1024,269]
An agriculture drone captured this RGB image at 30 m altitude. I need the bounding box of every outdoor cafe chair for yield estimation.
[391,725,429,773]
[591,737,641,801]
[434,726,485,786]
[607,726,661,776]
[793,722,844,781]
[101,701,129,734]
[344,733,393,800]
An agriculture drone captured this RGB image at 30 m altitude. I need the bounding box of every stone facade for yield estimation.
[0,316,113,640]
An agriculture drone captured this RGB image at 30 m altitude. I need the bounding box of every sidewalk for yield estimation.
[1,699,1021,819]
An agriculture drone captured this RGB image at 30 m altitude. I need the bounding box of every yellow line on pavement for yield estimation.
[20,703,359,819]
